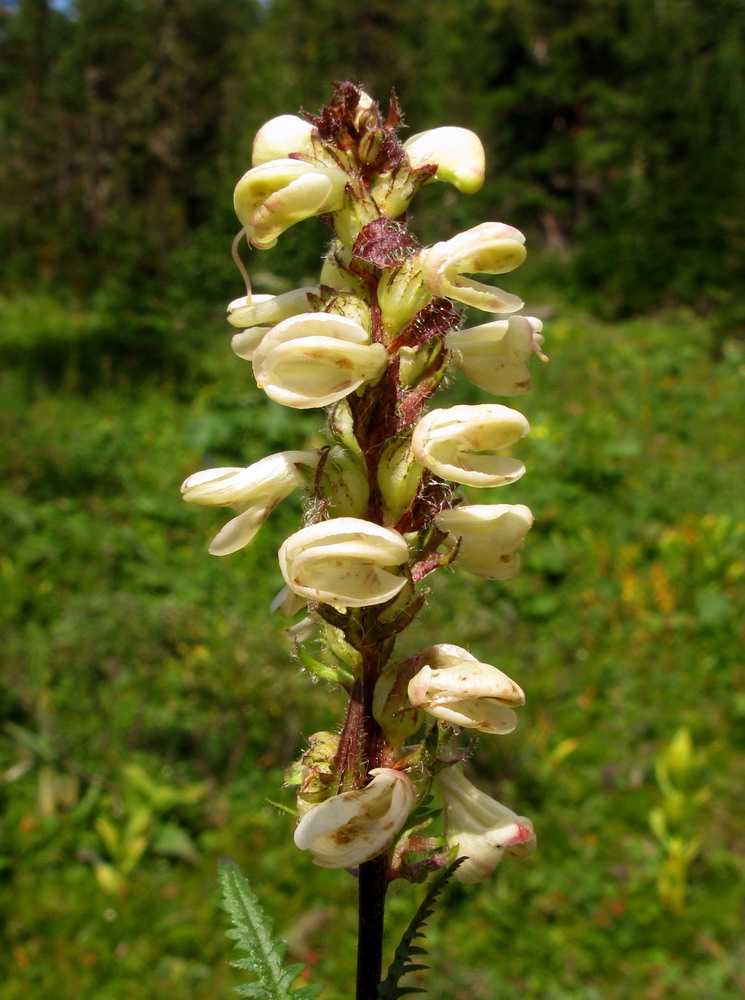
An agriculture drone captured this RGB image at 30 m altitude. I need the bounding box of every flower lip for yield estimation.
[407,643,524,734]
[412,403,530,488]
[421,222,526,314]
[436,764,536,883]
[294,767,417,868]
[435,503,534,580]
[279,516,410,608]
[251,312,388,409]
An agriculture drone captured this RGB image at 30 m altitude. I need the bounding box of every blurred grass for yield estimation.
[1,289,744,999]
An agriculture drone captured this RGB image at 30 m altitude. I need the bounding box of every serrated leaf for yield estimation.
[219,859,323,1000]
[378,858,465,1000]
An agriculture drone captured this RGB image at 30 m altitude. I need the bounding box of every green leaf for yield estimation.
[378,858,465,1000]
[218,859,323,1000]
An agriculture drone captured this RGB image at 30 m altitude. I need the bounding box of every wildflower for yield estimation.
[407,644,524,734]
[403,127,485,194]
[251,312,388,409]
[436,764,536,883]
[181,451,317,556]
[294,768,417,868]
[435,504,534,579]
[411,403,529,488]
[278,517,410,608]
[446,315,545,396]
[420,223,526,313]
[251,114,316,165]
[227,287,322,361]
[234,159,348,249]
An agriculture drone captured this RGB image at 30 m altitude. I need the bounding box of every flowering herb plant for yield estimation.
[183,83,547,1000]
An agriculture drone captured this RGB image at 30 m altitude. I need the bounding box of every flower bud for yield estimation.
[446,315,545,396]
[376,256,431,337]
[435,504,534,579]
[403,127,485,194]
[294,768,416,868]
[377,438,424,524]
[278,517,410,608]
[251,312,388,409]
[407,644,524,734]
[436,764,536,883]
[234,159,348,249]
[227,287,321,329]
[181,451,317,556]
[252,114,315,165]
[318,446,370,518]
[420,223,526,314]
[411,404,529,488]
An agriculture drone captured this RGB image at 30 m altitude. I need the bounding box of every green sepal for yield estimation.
[296,644,354,688]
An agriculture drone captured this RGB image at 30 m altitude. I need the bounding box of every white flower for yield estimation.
[446,315,545,396]
[294,768,416,868]
[403,127,485,194]
[411,403,529,488]
[435,504,534,579]
[181,451,317,556]
[234,159,348,249]
[407,644,524,734]
[278,517,409,608]
[437,764,536,884]
[420,223,526,313]
[251,312,388,409]
[251,114,315,165]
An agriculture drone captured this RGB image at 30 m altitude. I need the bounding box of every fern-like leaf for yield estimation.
[219,858,323,1000]
[377,858,465,1000]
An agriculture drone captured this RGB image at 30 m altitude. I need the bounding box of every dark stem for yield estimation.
[356,854,388,1000]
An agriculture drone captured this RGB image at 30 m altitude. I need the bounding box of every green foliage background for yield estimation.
[1,1,744,998]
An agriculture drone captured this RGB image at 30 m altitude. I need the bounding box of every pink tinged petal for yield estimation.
[294,768,416,868]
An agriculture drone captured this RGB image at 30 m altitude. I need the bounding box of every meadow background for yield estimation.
[1,1,744,997]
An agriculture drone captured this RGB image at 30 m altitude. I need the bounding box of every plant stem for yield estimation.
[356,853,388,1000]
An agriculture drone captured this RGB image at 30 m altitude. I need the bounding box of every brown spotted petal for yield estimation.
[294,768,416,868]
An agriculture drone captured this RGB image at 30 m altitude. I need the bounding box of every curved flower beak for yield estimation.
[294,768,417,868]
[278,517,410,608]
[408,644,524,734]
[435,503,534,579]
[251,312,388,409]
[436,764,536,883]
[181,451,317,556]
[403,127,485,194]
[411,403,530,488]
[234,158,348,249]
[420,223,526,313]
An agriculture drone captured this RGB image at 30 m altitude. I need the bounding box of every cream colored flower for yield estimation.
[251,312,388,409]
[420,223,526,313]
[234,159,348,249]
[411,404,529,487]
[403,127,485,194]
[251,114,315,165]
[408,644,524,734]
[278,517,409,608]
[435,504,534,579]
[227,287,321,329]
[181,451,317,556]
[294,768,416,868]
[437,764,536,883]
[446,315,545,396]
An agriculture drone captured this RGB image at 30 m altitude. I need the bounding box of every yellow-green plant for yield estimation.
[184,83,547,999]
